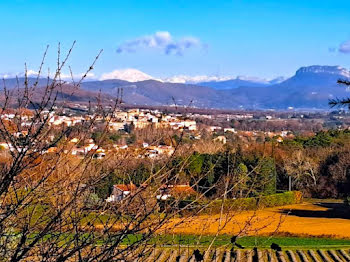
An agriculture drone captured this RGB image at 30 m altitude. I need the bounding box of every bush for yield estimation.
[345,196,350,206]
[259,191,300,207]
[84,193,103,209]
[201,191,302,214]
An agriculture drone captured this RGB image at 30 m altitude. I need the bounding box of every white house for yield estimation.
[105,184,137,203]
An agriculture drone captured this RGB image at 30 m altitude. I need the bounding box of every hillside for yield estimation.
[0,79,114,106]
[82,79,224,107]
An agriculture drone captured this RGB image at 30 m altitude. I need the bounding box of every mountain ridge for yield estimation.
[1,65,349,110]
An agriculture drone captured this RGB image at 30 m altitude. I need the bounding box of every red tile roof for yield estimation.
[171,185,197,195]
[114,184,137,191]
[161,184,197,196]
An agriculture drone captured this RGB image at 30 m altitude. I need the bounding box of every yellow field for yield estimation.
[161,202,350,238]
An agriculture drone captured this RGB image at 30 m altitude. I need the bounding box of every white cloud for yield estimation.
[58,72,95,81]
[26,70,40,77]
[116,31,202,56]
[0,73,17,79]
[0,70,39,79]
[339,40,350,53]
[0,71,95,81]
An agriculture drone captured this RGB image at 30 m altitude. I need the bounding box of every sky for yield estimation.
[1,0,350,81]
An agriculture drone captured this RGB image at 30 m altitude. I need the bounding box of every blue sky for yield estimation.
[1,0,350,80]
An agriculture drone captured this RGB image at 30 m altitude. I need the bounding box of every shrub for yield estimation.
[84,193,103,209]
[201,191,302,214]
[345,196,350,206]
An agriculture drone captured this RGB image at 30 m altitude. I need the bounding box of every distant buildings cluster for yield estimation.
[0,107,305,158]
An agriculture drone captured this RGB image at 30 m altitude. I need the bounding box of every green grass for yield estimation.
[7,232,350,250]
[121,234,350,249]
[235,236,350,249]
[305,198,344,204]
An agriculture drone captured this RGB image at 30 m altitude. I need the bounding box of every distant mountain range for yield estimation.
[82,79,221,107]
[197,76,286,90]
[220,65,350,109]
[1,65,349,110]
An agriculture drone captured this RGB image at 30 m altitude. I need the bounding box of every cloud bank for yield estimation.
[116,31,202,55]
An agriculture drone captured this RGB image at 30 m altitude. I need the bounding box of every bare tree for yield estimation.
[0,44,287,261]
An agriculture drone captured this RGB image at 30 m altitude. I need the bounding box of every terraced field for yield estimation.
[137,248,350,261]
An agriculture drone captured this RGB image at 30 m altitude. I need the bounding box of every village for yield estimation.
[0,107,304,159]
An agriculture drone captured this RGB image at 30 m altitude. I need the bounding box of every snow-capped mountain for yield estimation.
[163,75,233,84]
[163,75,286,86]
[98,68,284,86]
[100,69,158,82]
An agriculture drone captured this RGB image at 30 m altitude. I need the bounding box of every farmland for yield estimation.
[161,200,350,238]
[131,248,350,262]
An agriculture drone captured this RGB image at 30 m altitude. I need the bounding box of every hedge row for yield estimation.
[199,191,303,214]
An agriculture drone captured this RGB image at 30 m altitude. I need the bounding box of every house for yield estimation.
[93,152,106,159]
[0,142,10,150]
[156,184,197,201]
[224,128,236,133]
[108,121,126,131]
[280,131,289,137]
[70,138,79,143]
[71,148,85,156]
[113,144,128,150]
[157,145,175,156]
[144,145,174,158]
[145,148,159,159]
[133,121,151,129]
[214,135,227,144]
[83,143,98,153]
[105,184,137,203]
[208,126,222,132]
[47,147,58,153]
[183,120,197,131]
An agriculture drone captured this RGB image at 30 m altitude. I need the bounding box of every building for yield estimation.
[156,184,197,201]
[224,128,236,133]
[214,135,227,144]
[105,184,137,203]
